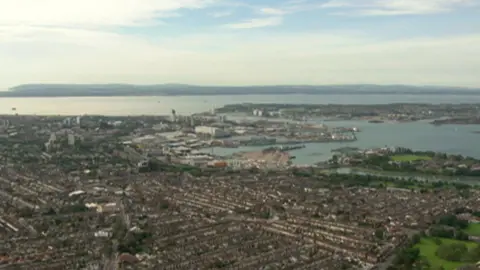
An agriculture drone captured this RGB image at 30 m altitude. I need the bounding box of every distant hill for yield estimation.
[1,84,479,97]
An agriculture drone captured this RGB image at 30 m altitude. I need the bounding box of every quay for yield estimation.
[262,144,306,153]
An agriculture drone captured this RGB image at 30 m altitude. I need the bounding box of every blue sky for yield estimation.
[0,0,479,88]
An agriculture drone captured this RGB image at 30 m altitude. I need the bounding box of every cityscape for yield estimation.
[0,105,480,269]
[1,0,480,269]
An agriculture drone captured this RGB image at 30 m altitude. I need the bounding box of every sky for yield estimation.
[0,0,479,89]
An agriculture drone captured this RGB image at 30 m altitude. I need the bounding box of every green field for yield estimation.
[465,223,480,236]
[391,155,432,162]
[414,237,477,270]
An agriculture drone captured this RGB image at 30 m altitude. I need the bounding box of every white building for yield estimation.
[253,109,264,117]
[76,116,82,125]
[44,142,51,152]
[49,132,56,143]
[63,117,72,126]
[68,134,75,146]
[194,126,229,138]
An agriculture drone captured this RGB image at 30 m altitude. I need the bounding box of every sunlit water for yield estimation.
[2,94,480,115]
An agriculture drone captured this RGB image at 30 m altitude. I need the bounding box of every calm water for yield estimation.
[208,120,480,165]
[2,94,480,115]
[1,94,480,164]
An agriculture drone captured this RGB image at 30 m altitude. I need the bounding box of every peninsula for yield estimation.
[215,103,480,122]
[431,117,480,125]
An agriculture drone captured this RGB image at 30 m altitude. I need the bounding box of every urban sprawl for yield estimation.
[1,103,480,270]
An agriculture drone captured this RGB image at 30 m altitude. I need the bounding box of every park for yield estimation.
[415,237,480,270]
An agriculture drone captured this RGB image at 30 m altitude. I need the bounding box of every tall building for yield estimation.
[68,134,75,146]
[76,116,82,125]
[44,142,51,152]
[171,109,177,122]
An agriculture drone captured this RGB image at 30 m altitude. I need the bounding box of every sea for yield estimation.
[1,94,480,165]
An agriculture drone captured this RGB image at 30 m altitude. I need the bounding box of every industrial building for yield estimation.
[194,126,230,138]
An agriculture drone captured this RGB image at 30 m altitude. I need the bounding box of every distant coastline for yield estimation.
[1,84,479,97]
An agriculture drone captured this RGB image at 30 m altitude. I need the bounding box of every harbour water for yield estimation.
[1,94,480,164]
[208,120,480,165]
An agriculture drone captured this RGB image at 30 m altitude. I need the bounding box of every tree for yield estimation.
[393,247,420,267]
[375,228,386,240]
[331,155,339,164]
[436,243,468,262]
[463,244,480,262]
[411,234,422,245]
[438,214,468,229]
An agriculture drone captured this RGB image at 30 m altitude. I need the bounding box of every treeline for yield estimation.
[429,214,470,241]
[318,171,471,191]
[388,234,430,270]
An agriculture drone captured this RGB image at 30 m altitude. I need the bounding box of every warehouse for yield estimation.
[194,126,230,138]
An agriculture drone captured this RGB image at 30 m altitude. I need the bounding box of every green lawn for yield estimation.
[414,237,477,270]
[465,223,480,236]
[391,154,432,162]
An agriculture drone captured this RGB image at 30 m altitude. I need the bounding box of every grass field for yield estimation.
[465,223,480,236]
[391,154,432,162]
[414,237,477,270]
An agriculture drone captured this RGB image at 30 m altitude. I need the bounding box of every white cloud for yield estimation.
[209,11,233,18]
[224,17,282,29]
[0,0,478,89]
[322,0,477,15]
[0,0,215,28]
[1,24,480,88]
[259,8,287,15]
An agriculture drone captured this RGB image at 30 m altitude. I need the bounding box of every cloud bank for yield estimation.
[0,0,479,89]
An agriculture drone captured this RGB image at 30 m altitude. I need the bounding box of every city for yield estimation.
[0,110,480,270]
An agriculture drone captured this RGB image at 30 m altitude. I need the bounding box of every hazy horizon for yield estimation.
[1,0,479,89]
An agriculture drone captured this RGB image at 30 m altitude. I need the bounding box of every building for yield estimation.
[44,141,51,152]
[49,132,56,143]
[68,134,75,146]
[0,119,10,128]
[76,116,82,125]
[253,109,264,117]
[63,117,72,126]
[194,126,230,138]
[171,109,177,122]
